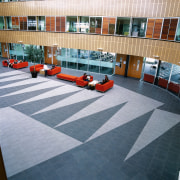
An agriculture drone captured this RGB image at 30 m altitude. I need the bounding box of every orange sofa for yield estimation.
[57,73,78,82]
[2,59,18,67]
[47,66,61,76]
[95,80,114,92]
[13,61,28,69]
[76,75,93,87]
[30,64,44,72]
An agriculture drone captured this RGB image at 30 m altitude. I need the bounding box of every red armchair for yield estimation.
[95,80,114,92]
[76,75,93,87]
[47,66,61,76]
[30,64,44,72]
[13,62,28,69]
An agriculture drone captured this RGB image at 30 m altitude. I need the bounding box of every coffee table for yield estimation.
[88,80,99,90]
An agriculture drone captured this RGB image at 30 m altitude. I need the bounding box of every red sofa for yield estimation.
[47,66,61,76]
[30,64,44,72]
[57,73,78,82]
[95,80,114,92]
[143,73,155,84]
[76,75,93,87]
[168,82,180,94]
[13,61,28,69]
[2,59,18,67]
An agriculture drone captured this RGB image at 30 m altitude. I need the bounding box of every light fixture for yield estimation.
[53,44,58,46]
[18,41,23,43]
[97,48,103,51]
[153,55,160,59]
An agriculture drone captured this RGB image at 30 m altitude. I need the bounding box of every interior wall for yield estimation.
[1,43,8,58]
[0,0,179,18]
[0,31,180,65]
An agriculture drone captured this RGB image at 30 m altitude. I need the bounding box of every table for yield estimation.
[39,68,49,76]
[88,80,99,90]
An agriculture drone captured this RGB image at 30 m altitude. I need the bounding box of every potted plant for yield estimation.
[25,45,44,78]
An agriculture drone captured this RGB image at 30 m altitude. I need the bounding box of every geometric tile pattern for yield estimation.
[0,65,180,180]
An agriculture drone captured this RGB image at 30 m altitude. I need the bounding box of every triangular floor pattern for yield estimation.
[32,96,102,128]
[56,102,127,142]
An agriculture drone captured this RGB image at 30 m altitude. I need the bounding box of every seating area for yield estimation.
[2,59,18,67]
[47,66,61,76]
[95,80,114,92]
[13,61,29,69]
[76,75,93,87]
[29,64,44,72]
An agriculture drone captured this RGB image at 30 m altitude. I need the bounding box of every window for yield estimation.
[175,18,180,41]
[38,16,45,31]
[90,17,102,34]
[0,17,4,30]
[131,18,147,37]
[4,16,12,29]
[12,17,20,30]
[28,16,36,31]
[66,16,77,32]
[116,17,130,36]
[79,16,89,33]
[103,17,116,35]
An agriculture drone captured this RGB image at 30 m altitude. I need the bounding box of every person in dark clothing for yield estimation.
[101,75,109,84]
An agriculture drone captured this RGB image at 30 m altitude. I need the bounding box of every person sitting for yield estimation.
[19,60,23,63]
[51,65,55,70]
[43,64,48,76]
[83,73,90,81]
[100,75,109,84]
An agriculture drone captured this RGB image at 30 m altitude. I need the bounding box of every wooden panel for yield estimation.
[146,19,155,38]
[102,17,109,35]
[153,19,163,39]
[168,18,178,40]
[1,31,180,66]
[46,17,51,32]
[56,16,60,32]
[0,0,180,18]
[60,17,65,32]
[127,56,143,79]
[109,18,116,24]
[23,17,27,30]
[20,17,24,30]
[95,28,101,34]
[1,43,8,58]
[15,17,19,26]
[44,46,52,64]
[12,17,16,30]
[51,17,55,32]
[115,54,127,76]
[161,19,170,40]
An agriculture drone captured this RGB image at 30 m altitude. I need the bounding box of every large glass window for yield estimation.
[89,50,100,73]
[4,16,12,29]
[38,16,45,31]
[77,49,88,71]
[100,52,115,75]
[0,16,4,30]
[66,16,77,32]
[170,64,180,84]
[79,16,89,33]
[176,19,180,41]
[56,48,66,67]
[142,58,158,76]
[28,16,36,30]
[131,18,147,37]
[116,17,130,36]
[90,17,102,34]
[67,49,77,69]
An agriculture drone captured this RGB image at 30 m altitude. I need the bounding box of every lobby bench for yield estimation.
[56,73,78,82]
[143,73,155,84]
[30,64,44,72]
[2,59,17,67]
[168,82,180,94]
